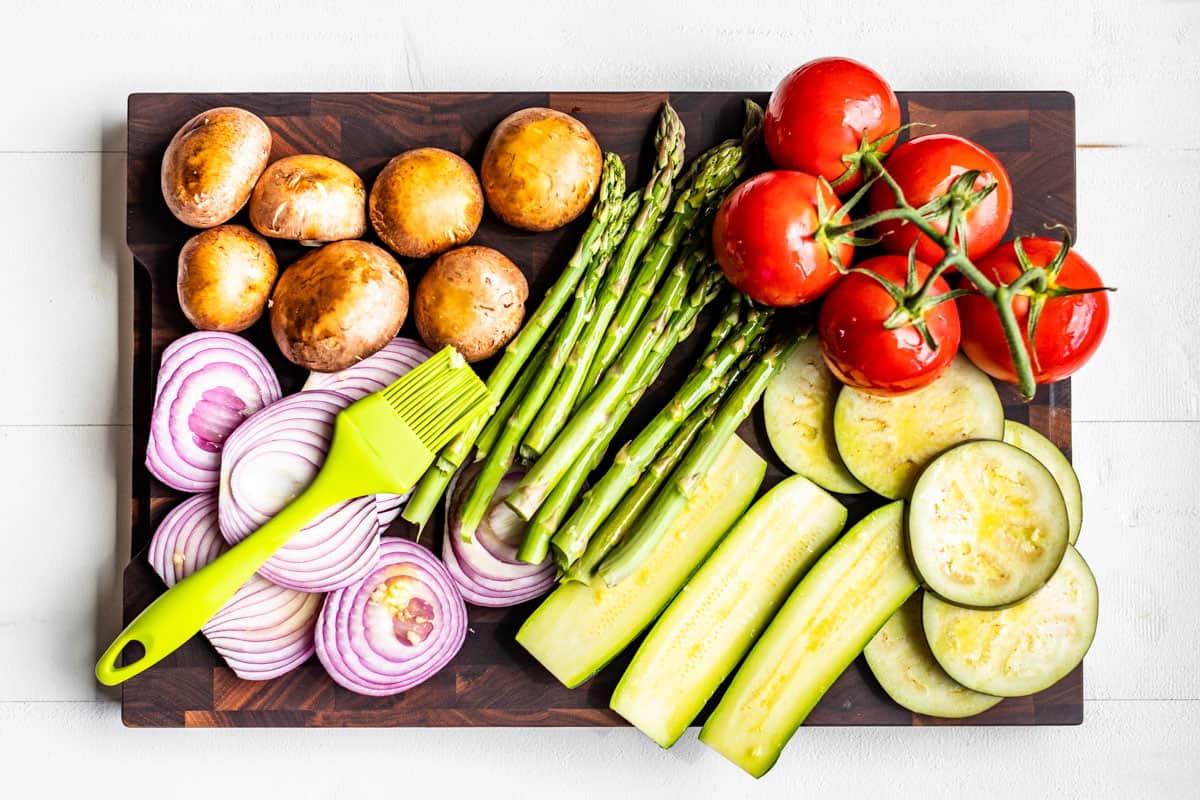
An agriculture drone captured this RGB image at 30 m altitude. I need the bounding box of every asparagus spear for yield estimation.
[562,380,729,584]
[582,138,756,391]
[401,153,627,529]
[596,333,801,587]
[549,304,771,566]
[519,105,686,458]
[520,271,720,566]
[505,241,707,522]
[701,292,743,359]
[454,194,635,540]
[474,326,555,460]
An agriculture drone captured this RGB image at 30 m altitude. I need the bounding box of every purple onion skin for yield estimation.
[315,538,467,696]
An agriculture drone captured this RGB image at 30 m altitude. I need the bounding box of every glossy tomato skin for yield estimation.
[958,238,1109,384]
[713,170,853,307]
[818,255,961,394]
[869,134,1014,263]
[764,57,901,194]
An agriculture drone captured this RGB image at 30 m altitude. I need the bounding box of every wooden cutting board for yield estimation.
[123,90,1079,727]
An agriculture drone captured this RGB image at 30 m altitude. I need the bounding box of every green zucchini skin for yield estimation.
[923,545,1098,698]
[610,475,847,747]
[864,593,1002,719]
[699,501,919,778]
[515,436,766,688]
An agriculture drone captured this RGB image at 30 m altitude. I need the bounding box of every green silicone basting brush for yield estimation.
[95,346,492,686]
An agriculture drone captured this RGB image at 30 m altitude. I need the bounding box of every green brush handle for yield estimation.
[95,469,348,687]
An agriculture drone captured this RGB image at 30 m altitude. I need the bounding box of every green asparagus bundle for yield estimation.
[401,152,629,530]
[504,239,711,524]
[581,114,763,391]
[455,190,639,540]
[549,300,772,567]
[517,265,726,565]
[517,106,687,459]
[595,333,802,587]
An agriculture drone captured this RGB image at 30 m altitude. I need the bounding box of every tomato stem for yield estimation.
[821,150,1049,399]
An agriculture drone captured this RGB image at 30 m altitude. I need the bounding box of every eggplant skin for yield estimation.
[161,107,272,228]
[270,240,409,372]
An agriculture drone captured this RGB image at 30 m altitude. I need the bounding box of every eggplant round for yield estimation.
[369,148,484,258]
[249,154,366,244]
[177,224,278,332]
[414,246,527,363]
[161,107,272,228]
[270,240,409,372]
[481,107,602,232]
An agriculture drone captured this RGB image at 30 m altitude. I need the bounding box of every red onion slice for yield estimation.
[377,493,407,532]
[148,494,321,681]
[302,338,433,402]
[315,538,466,696]
[441,464,556,607]
[146,332,281,492]
[218,390,380,592]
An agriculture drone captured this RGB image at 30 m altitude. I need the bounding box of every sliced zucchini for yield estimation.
[834,356,1004,499]
[864,593,1002,718]
[909,439,1069,607]
[923,545,1098,697]
[610,475,847,747]
[699,501,919,778]
[515,436,766,688]
[763,337,867,494]
[1004,420,1083,544]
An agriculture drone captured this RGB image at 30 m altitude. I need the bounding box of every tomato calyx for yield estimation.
[829,122,916,192]
[850,246,971,350]
[1002,228,1115,371]
[814,175,880,272]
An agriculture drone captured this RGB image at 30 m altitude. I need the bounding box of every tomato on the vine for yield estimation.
[868,133,1013,263]
[764,57,901,194]
[818,255,961,394]
[958,237,1109,385]
[713,170,852,307]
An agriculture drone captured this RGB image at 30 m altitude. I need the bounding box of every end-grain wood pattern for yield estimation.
[124,90,1078,728]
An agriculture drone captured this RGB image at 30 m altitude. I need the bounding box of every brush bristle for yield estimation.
[380,347,493,451]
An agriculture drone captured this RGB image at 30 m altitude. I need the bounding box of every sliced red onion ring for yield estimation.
[315,538,466,696]
[441,463,556,607]
[218,390,380,592]
[302,338,433,403]
[148,494,321,681]
[146,332,281,492]
[377,493,407,532]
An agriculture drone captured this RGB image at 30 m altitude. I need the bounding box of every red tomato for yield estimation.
[869,134,1013,263]
[958,238,1109,385]
[818,255,961,394]
[713,171,853,307]
[764,57,901,194]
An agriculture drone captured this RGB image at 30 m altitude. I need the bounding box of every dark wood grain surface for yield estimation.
[123,90,1079,728]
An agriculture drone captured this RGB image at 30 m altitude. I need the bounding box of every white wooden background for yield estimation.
[1,0,1198,795]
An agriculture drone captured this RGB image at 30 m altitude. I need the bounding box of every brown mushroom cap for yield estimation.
[177,224,278,332]
[369,148,484,258]
[161,107,272,228]
[414,246,528,363]
[249,154,367,243]
[480,107,602,232]
[270,240,409,372]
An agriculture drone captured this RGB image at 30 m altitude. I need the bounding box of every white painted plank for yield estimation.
[0,426,130,702]
[0,0,1197,152]
[0,700,1195,796]
[1071,148,1200,422]
[0,153,131,426]
[1074,421,1200,701]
